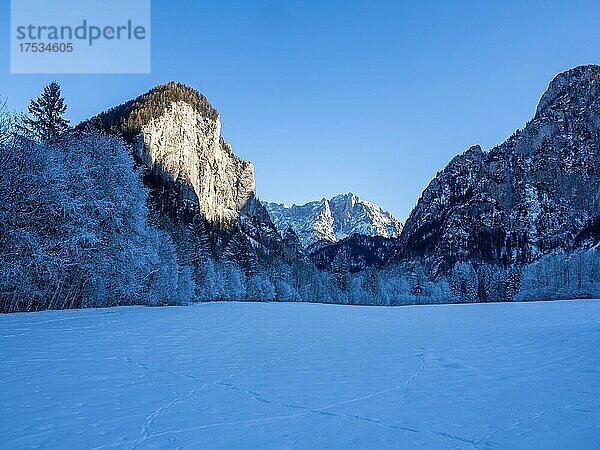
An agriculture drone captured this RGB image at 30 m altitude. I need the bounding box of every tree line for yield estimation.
[1,82,598,312]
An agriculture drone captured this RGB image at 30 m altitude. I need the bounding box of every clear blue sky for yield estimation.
[1,0,598,220]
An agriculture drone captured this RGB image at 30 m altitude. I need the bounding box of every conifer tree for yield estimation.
[23,82,70,142]
[331,251,350,291]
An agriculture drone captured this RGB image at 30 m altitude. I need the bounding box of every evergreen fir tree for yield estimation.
[23,82,70,142]
[411,266,427,299]
[331,251,350,291]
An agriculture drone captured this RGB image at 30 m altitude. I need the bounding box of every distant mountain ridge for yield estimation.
[264,193,403,247]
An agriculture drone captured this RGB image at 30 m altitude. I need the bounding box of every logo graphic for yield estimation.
[11,0,151,74]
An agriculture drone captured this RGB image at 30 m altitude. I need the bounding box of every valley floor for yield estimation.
[1,300,599,449]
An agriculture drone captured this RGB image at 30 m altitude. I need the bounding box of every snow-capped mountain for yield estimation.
[264,193,403,247]
[397,65,600,273]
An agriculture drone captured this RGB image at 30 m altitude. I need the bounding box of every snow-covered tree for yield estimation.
[196,258,222,301]
[246,274,276,302]
[0,100,11,146]
[0,119,193,311]
[410,266,428,301]
[221,262,247,301]
[361,268,389,305]
[449,261,479,302]
[516,249,600,301]
[331,250,350,291]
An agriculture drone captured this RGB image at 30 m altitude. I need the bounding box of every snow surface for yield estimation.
[1,300,599,449]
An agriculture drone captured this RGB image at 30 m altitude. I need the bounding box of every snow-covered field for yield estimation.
[1,300,599,449]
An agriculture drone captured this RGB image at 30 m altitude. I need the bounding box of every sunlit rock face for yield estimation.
[139,100,255,225]
[81,82,258,227]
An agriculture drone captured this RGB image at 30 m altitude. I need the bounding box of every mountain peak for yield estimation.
[143,82,218,119]
[331,192,359,206]
[400,65,600,273]
[80,81,219,140]
[80,82,256,226]
[536,64,600,118]
[264,194,402,247]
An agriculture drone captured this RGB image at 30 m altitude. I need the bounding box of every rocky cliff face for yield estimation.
[264,193,402,247]
[83,82,256,226]
[398,65,600,273]
[139,100,254,225]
